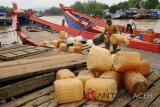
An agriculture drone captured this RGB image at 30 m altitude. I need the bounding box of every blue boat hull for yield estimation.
[64,13,88,32]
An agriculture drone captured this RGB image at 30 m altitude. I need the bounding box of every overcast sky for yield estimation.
[0,0,129,10]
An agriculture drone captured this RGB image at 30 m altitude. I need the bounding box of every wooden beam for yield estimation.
[37,99,57,107]
[149,96,160,107]
[22,92,55,107]
[0,72,55,100]
[0,54,86,82]
[1,86,54,107]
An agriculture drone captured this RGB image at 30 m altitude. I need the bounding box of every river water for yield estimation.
[0,16,160,47]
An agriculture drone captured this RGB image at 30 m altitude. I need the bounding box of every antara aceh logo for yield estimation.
[84,88,116,101]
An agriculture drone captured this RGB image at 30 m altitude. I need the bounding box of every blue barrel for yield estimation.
[139,32,143,40]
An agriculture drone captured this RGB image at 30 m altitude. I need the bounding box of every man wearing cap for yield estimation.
[104,18,120,53]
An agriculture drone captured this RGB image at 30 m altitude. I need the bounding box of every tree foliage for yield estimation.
[109,0,160,13]
[144,0,160,9]
[71,1,85,13]
[71,0,109,17]
[44,7,62,15]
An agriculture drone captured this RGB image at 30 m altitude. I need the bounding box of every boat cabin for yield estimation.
[0,8,6,20]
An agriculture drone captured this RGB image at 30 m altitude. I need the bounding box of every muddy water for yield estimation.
[112,19,160,32]
[41,16,160,32]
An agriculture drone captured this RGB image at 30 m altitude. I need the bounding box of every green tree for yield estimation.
[156,4,160,9]
[44,7,62,15]
[145,0,159,9]
[71,1,85,13]
[109,4,119,13]
[70,0,109,17]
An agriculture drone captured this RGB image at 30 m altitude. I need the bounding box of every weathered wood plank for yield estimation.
[24,48,41,53]
[58,99,88,107]
[1,86,54,107]
[82,87,126,107]
[0,45,34,54]
[0,54,86,82]
[0,53,76,68]
[127,79,160,107]
[149,95,160,107]
[82,71,159,107]
[0,45,52,61]
[0,45,24,52]
[105,71,160,107]
[34,46,52,51]
[0,53,16,60]
[22,92,55,107]
[37,99,57,107]
[0,72,55,100]
[11,51,28,56]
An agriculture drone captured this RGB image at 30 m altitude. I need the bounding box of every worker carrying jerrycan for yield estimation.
[93,18,121,54]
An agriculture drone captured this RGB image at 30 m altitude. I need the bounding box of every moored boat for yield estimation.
[11,3,97,46]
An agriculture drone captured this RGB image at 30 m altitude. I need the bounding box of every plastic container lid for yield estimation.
[66,37,76,44]
[75,36,83,42]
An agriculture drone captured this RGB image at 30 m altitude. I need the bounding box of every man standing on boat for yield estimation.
[126,19,136,33]
[104,18,120,53]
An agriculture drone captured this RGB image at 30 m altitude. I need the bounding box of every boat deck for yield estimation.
[21,26,60,44]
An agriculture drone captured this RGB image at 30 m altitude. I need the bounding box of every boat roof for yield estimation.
[0,8,5,13]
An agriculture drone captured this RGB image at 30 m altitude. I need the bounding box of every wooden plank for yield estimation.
[0,57,86,82]
[58,99,88,107]
[82,71,159,107]
[105,71,160,107]
[0,45,34,54]
[11,51,28,56]
[127,79,160,107]
[0,45,24,52]
[0,53,75,68]
[1,86,54,107]
[0,72,55,100]
[0,60,86,82]
[82,87,126,107]
[38,99,57,107]
[0,53,16,60]
[24,48,41,53]
[149,96,160,107]
[0,46,51,61]
[22,92,55,107]
[34,46,52,51]
[23,50,61,59]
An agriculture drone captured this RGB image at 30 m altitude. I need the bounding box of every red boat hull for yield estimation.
[12,3,97,46]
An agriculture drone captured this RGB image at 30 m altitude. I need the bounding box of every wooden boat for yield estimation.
[59,4,160,53]
[12,3,97,46]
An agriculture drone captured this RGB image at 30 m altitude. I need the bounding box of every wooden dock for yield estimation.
[0,67,159,107]
[0,39,159,107]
